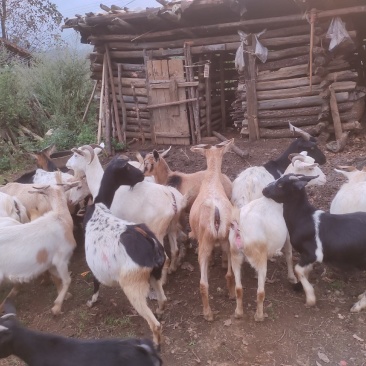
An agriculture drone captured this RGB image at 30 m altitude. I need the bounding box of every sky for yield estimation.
[54,0,158,20]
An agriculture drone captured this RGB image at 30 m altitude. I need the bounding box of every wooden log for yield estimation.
[103,56,112,155]
[257,64,309,82]
[131,84,145,144]
[126,131,152,139]
[327,121,362,132]
[258,115,319,128]
[328,86,346,152]
[97,55,106,145]
[241,124,325,139]
[109,94,148,104]
[146,97,197,110]
[124,118,150,126]
[219,54,226,131]
[256,76,321,91]
[212,131,249,158]
[84,6,366,45]
[91,64,145,78]
[126,110,150,119]
[258,92,349,110]
[92,25,321,49]
[105,45,123,143]
[117,64,127,143]
[82,80,98,123]
[258,55,309,72]
[184,43,199,144]
[340,99,365,122]
[257,85,321,100]
[267,46,318,61]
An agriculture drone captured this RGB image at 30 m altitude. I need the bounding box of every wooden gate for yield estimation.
[146,59,192,145]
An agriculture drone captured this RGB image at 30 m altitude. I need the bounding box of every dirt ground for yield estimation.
[2,130,366,366]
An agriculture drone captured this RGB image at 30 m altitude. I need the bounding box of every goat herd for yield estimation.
[0,123,366,365]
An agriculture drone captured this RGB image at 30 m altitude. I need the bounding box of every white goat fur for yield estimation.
[231,151,323,208]
[66,146,187,274]
[0,185,76,315]
[330,166,366,214]
[189,140,235,322]
[229,154,327,321]
[0,192,29,224]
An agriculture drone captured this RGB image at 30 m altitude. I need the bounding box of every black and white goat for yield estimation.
[262,174,366,313]
[231,124,326,208]
[0,301,162,366]
[84,157,167,346]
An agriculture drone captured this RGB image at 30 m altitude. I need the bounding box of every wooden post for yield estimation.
[184,42,197,144]
[205,55,212,136]
[132,84,145,144]
[82,80,98,123]
[309,9,316,91]
[143,49,156,144]
[244,34,259,141]
[212,131,249,158]
[97,55,106,144]
[105,45,123,143]
[329,86,343,141]
[104,56,112,155]
[219,54,226,131]
[117,64,127,143]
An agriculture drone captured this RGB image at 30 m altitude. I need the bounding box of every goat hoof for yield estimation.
[305,299,316,308]
[203,311,214,322]
[254,312,264,322]
[288,276,298,284]
[51,306,62,316]
[156,310,164,320]
[234,310,243,319]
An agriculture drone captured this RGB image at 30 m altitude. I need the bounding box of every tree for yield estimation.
[0,0,63,51]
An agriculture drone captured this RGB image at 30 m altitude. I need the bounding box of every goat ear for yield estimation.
[153,150,160,161]
[293,180,309,190]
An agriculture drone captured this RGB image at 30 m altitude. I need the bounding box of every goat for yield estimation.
[262,174,366,313]
[67,145,187,276]
[0,192,29,224]
[189,139,235,321]
[229,154,326,321]
[143,146,232,208]
[0,301,162,366]
[231,123,326,208]
[0,183,77,314]
[84,158,167,347]
[330,165,366,214]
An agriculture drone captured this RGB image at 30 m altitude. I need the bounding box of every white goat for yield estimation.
[229,153,326,321]
[0,183,77,314]
[66,145,187,278]
[330,166,366,214]
[189,140,235,321]
[0,192,29,224]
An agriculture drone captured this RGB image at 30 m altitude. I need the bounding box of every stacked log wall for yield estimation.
[231,20,365,139]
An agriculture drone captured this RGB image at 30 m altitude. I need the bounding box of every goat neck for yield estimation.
[154,158,171,185]
[263,144,297,178]
[85,157,104,199]
[204,148,225,182]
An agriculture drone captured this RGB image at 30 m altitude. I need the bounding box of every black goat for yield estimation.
[263,174,366,312]
[231,124,326,208]
[0,301,162,366]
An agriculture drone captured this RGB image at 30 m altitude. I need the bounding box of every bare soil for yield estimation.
[2,131,366,366]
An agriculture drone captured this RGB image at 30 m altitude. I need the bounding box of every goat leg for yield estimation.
[283,234,297,284]
[295,263,316,307]
[87,276,100,308]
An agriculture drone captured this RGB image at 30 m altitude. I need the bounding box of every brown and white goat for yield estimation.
[142,147,232,209]
[189,140,235,321]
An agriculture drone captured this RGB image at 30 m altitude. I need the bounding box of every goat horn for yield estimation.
[160,146,171,158]
[71,148,85,157]
[336,165,357,172]
[289,123,312,141]
[0,313,16,320]
[79,145,95,165]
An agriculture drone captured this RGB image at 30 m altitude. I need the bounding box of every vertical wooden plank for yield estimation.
[117,64,127,143]
[184,43,198,144]
[205,56,212,136]
[144,50,156,144]
[219,54,227,131]
[103,54,112,155]
[159,59,171,145]
[244,35,259,141]
[97,55,106,144]
[105,45,123,143]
